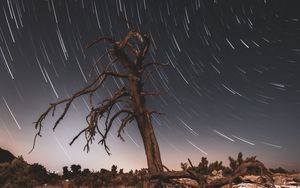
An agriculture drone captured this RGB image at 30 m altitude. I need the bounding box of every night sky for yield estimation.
[0,0,300,173]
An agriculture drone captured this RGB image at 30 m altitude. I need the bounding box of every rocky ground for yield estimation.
[167,171,300,188]
[32,173,300,188]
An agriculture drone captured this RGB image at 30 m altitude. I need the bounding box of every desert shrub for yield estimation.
[269,167,288,174]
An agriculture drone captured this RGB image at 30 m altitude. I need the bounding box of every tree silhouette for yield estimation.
[208,160,224,172]
[111,164,118,174]
[62,166,71,179]
[82,168,91,176]
[28,163,48,183]
[237,152,244,166]
[31,27,168,174]
[70,164,81,176]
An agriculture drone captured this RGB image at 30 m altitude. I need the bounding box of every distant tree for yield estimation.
[237,152,244,166]
[119,168,124,174]
[62,166,71,179]
[82,168,91,176]
[100,168,110,174]
[28,163,48,183]
[196,157,209,174]
[180,162,188,171]
[70,164,81,176]
[269,167,288,174]
[129,169,133,175]
[199,157,209,169]
[111,164,118,174]
[208,160,225,172]
[229,156,238,171]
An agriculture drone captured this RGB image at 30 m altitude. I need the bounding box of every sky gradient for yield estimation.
[0,0,300,172]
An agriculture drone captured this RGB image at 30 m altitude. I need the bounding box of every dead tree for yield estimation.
[31,28,274,187]
[31,29,168,174]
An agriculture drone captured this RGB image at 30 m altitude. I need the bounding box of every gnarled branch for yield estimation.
[117,113,135,141]
[31,28,168,176]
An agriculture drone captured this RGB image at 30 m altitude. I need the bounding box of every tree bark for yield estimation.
[129,75,163,174]
[136,114,163,174]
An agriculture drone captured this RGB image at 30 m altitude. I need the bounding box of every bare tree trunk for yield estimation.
[129,76,163,174]
[136,114,163,173]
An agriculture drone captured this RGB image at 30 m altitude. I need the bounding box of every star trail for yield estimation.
[0,0,299,172]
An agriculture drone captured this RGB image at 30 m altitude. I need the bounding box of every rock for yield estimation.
[291,173,300,182]
[212,170,218,176]
[273,175,287,185]
[242,175,260,183]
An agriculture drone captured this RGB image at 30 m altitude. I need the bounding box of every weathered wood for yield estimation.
[32,28,164,175]
[148,158,274,188]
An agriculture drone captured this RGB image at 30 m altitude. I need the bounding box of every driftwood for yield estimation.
[148,157,275,188]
